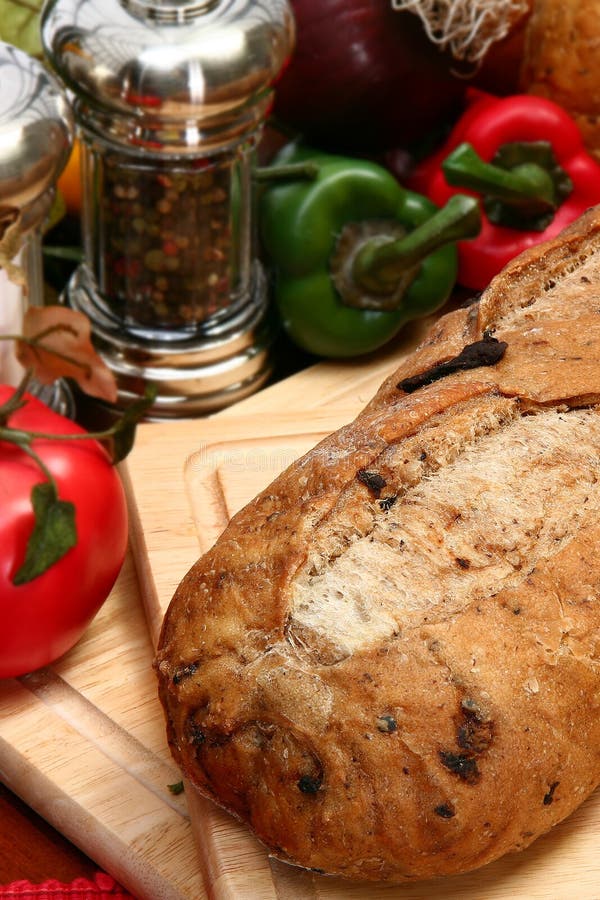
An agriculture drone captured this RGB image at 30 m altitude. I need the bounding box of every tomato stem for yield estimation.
[42,246,84,262]
[7,432,60,497]
[0,425,114,443]
[0,369,34,423]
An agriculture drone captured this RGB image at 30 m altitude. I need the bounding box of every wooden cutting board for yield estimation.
[0,551,205,900]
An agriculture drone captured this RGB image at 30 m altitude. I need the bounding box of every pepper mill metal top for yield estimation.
[41,0,295,154]
[0,41,73,232]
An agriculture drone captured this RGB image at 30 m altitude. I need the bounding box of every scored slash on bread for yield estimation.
[155,207,600,882]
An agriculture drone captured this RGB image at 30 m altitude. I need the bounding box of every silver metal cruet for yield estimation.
[0,40,74,413]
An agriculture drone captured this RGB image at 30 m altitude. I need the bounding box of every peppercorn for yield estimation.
[99,151,236,332]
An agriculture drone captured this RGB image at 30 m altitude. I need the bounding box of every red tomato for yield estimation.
[0,385,128,677]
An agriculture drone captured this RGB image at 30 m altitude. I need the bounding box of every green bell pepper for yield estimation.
[259,143,481,358]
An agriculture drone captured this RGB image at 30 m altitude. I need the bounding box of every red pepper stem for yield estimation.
[442,142,557,212]
[352,194,481,295]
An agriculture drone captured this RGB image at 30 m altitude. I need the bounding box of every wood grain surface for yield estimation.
[0,551,206,900]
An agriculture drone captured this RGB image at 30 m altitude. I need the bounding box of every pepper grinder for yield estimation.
[0,41,74,414]
[41,0,295,417]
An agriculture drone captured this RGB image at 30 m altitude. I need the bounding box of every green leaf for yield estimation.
[104,384,157,464]
[168,781,184,795]
[0,0,45,59]
[13,481,77,585]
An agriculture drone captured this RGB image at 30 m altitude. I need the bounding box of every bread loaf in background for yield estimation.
[520,0,600,159]
[155,207,600,882]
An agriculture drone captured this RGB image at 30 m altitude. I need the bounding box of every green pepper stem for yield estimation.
[352,194,481,295]
[442,142,557,212]
[254,161,320,183]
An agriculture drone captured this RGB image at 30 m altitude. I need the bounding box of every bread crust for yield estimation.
[520,0,600,159]
[155,207,600,882]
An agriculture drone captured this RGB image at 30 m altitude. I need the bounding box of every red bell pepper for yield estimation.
[410,92,600,290]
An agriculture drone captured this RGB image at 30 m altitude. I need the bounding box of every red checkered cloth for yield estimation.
[0,874,135,899]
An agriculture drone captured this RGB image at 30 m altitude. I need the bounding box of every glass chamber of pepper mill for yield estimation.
[0,41,74,415]
[41,0,295,417]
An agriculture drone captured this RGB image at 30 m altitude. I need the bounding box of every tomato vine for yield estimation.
[0,318,154,585]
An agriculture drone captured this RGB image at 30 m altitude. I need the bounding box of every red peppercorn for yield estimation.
[162,239,179,257]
